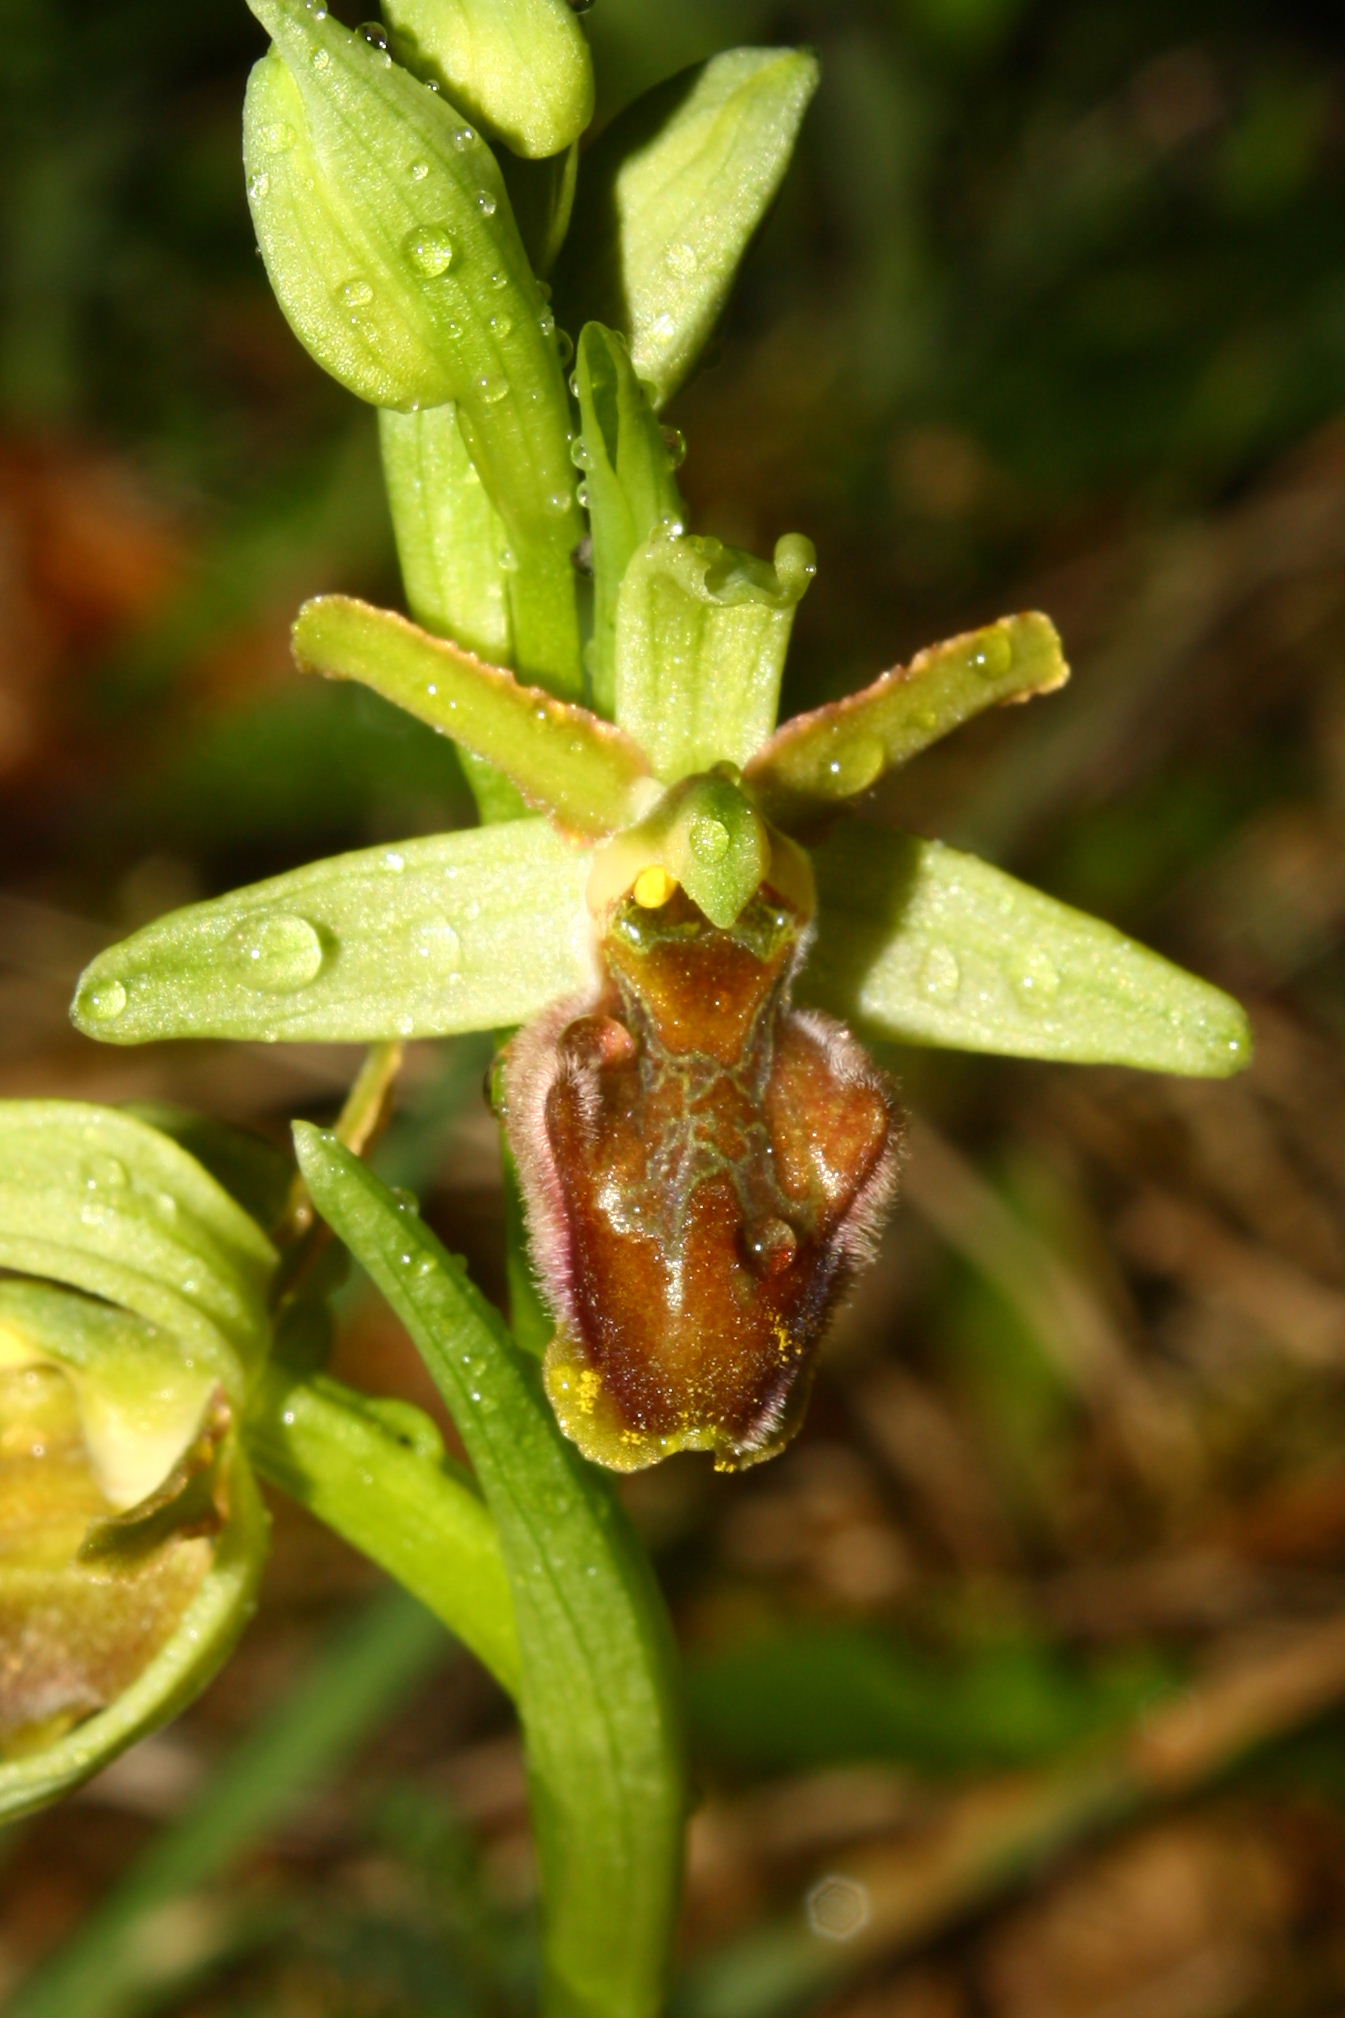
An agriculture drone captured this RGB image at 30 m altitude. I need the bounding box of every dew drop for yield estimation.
[1010,947,1061,1007]
[452,126,476,150]
[650,311,676,341]
[497,544,518,571]
[744,1216,797,1278]
[84,1155,128,1193]
[339,275,373,309]
[554,327,574,367]
[403,226,454,277]
[661,424,687,468]
[394,1013,415,1037]
[412,919,462,971]
[476,190,498,217]
[569,437,593,470]
[478,374,509,404]
[823,735,885,796]
[261,120,295,154]
[383,850,407,873]
[235,913,326,992]
[918,944,962,1005]
[488,312,513,339]
[247,170,270,201]
[689,814,730,863]
[665,240,700,278]
[408,159,429,182]
[488,268,508,290]
[311,46,331,72]
[575,481,589,509]
[969,628,1012,680]
[79,976,128,1024]
[391,1187,420,1215]
[357,19,388,46]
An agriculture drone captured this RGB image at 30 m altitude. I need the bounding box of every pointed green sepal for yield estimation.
[573,322,685,717]
[556,48,819,407]
[614,527,816,780]
[379,404,513,665]
[805,821,1254,1076]
[0,1103,276,1391]
[243,0,583,693]
[293,594,650,835]
[750,613,1070,826]
[71,822,598,1046]
[382,0,594,159]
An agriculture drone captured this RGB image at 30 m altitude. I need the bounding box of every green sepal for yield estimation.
[293,594,650,835]
[556,48,819,408]
[573,322,685,717]
[805,821,1254,1077]
[750,613,1070,827]
[378,404,513,665]
[0,1425,267,1823]
[243,0,583,693]
[0,1103,276,1390]
[70,822,598,1045]
[382,0,594,159]
[294,1126,684,2018]
[0,1283,221,1515]
[614,526,816,779]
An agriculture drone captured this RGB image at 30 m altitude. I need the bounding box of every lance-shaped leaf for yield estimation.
[294,1127,684,2018]
[71,822,598,1046]
[294,594,650,835]
[749,613,1070,827]
[243,0,582,692]
[379,404,513,666]
[0,1411,266,1824]
[573,321,685,717]
[0,1283,221,1515]
[556,48,819,407]
[0,1104,276,1391]
[614,526,816,780]
[382,0,594,159]
[804,821,1254,1076]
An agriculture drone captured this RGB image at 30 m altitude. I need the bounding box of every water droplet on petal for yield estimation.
[918,944,962,1004]
[823,735,885,796]
[247,170,270,201]
[452,126,476,150]
[408,159,429,182]
[412,919,462,971]
[476,190,498,217]
[969,628,1012,679]
[357,19,388,46]
[403,226,454,277]
[383,850,407,873]
[235,913,326,992]
[79,977,128,1024]
[569,438,593,470]
[1010,947,1061,1007]
[261,120,295,154]
[661,424,687,468]
[744,1216,797,1278]
[478,375,509,405]
[339,275,373,308]
[84,1155,128,1192]
[311,46,331,72]
[665,240,700,278]
[689,815,730,863]
[488,312,513,339]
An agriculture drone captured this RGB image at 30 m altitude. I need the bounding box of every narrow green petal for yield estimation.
[806,822,1254,1076]
[0,1448,267,1825]
[573,321,685,717]
[294,1127,684,2018]
[244,0,582,693]
[614,527,816,779]
[294,594,649,835]
[379,404,513,665]
[0,1104,276,1388]
[382,0,594,159]
[556,48,819,407]
[749,613,1069,826]
[71,822,597,1047]
[246,1361,519,1694]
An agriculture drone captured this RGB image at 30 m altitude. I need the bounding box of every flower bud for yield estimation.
[383,0,594,159]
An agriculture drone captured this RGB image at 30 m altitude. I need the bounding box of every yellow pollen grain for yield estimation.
[576,1367,601,1415]
[632,865,677,909]
[774,1317,793,1361]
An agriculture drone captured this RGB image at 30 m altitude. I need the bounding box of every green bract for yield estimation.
[0,1107,276,1821]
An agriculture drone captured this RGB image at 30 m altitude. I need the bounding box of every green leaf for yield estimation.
[293,594,650,836]
[749,613,1070,826]
[379,404,513,665]
[243,0,583,693]
[0,1436,267,1826]
[246,1361,520,1693]
[294,1126,685,2018]
[805,821,1254,1076]
[0,1104,276,1390]
[613,526,816,779]
[71,822,597,1045]
[382,0,594,159]
[556,48,819,407]
[573,322,685,717]
[0,1283,219,1514]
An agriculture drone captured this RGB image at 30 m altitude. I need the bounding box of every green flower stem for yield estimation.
[296,1126,685,2018]
[2,1587,450,2018]
[293,593,649,836]
[246,1361,520,1694]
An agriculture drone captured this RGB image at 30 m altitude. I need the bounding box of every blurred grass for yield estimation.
[1,0,1342,2013]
